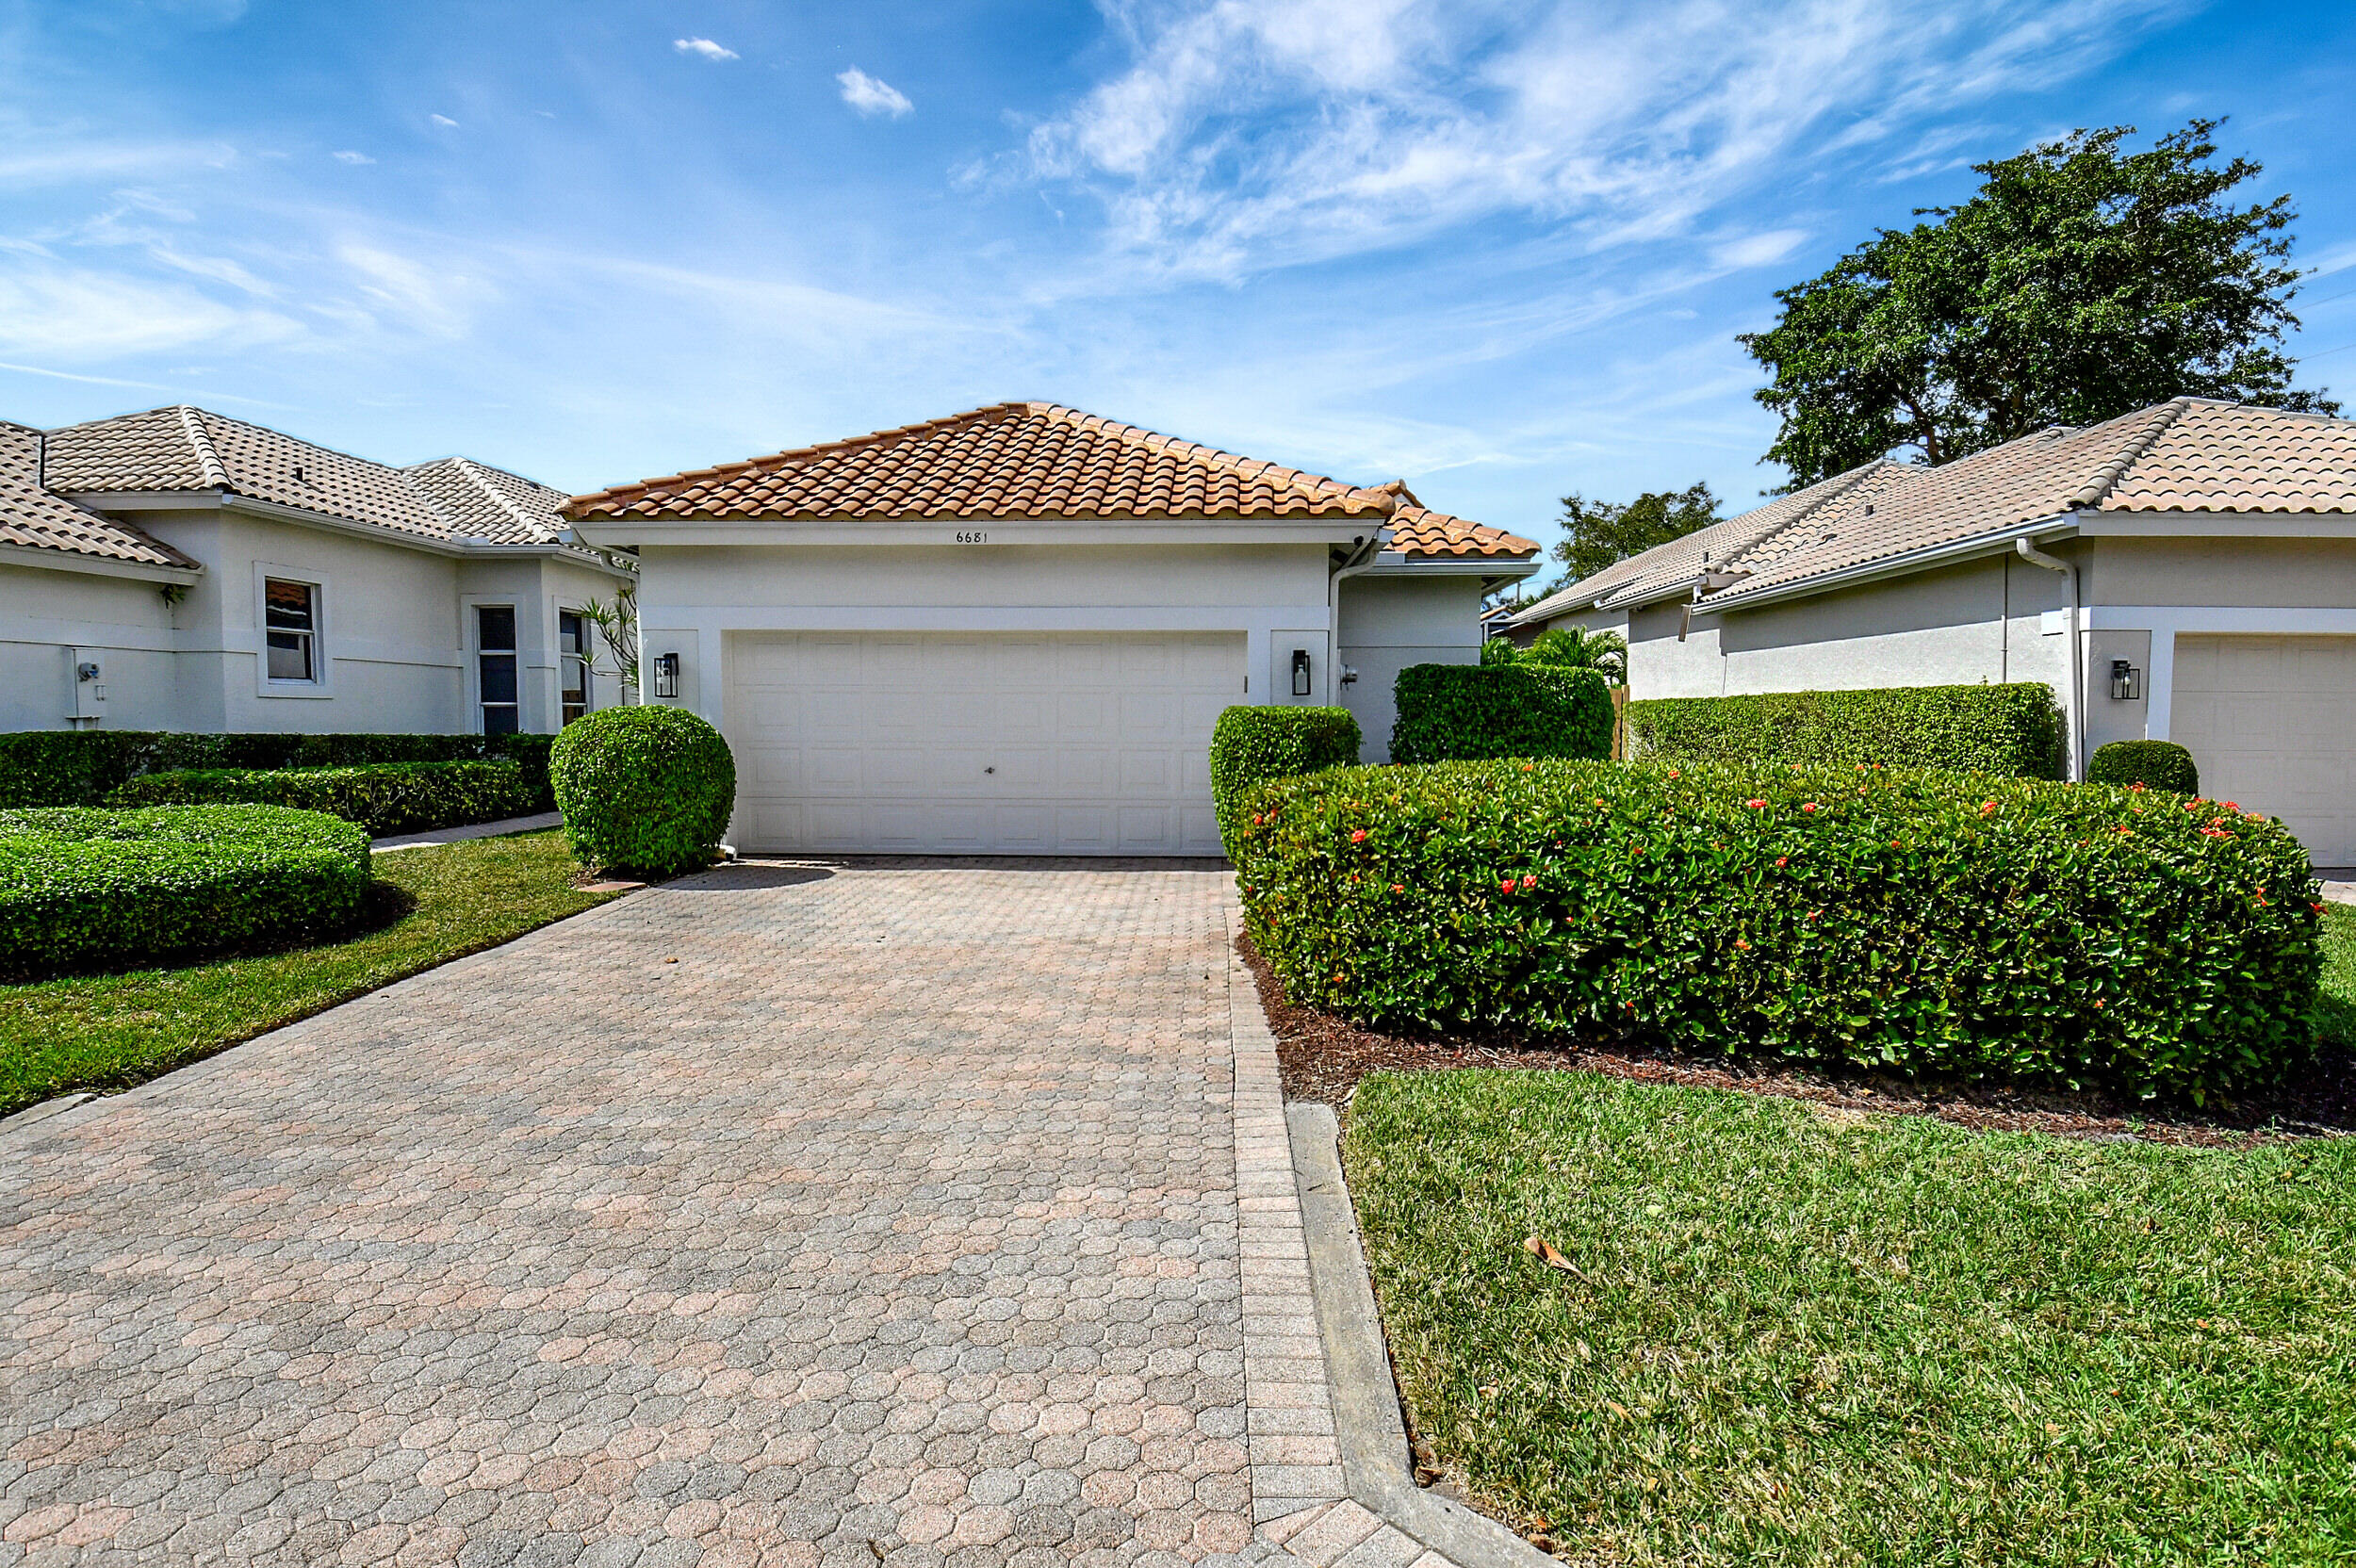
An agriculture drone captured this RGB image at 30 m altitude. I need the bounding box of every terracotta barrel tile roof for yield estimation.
[564,401,1538,560]
[0,423,197,572]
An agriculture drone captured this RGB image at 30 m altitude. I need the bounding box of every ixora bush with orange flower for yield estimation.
[1234,759,2321,1100]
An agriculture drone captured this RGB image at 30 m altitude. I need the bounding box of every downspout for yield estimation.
[2015,538,2082,779]
[1327,530,1383,701]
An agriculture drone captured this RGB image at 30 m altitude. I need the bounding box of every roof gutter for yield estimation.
[0,541,203,585]
[2014,537,2084,780]
[1328,530,1384,696]
[1697,513,2079,613]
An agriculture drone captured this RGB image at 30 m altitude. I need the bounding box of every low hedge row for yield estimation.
[107,760,537,838]
[0,806,372,976]
[0,730,558,810]
[2090,740,2200,794]
[1625,683,2066,778]
[1392,664,1614,766]
[1234,758,2320,1101]
[1209,706,1362,858]
[551,707,735,877]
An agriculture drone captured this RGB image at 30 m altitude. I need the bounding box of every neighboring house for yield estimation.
[0,407,635,736]
[564,401,1539,855]
[1507,398,2356,861]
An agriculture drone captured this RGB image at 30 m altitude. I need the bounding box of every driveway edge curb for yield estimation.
[1223,899,1547,1568]
[1285,1102,1557,1568]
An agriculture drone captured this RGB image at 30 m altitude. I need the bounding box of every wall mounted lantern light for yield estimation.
[1290,648,1313,697]
[2109,659,2141,701]
[653,651,680,700]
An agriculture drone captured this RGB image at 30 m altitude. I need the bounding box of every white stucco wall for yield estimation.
[0,562,180,732]
[1625,553,2076,704]
[1336,573,1485,761]
[1,504,632,735]
[122,508,467,733]
[633,542,1345,732]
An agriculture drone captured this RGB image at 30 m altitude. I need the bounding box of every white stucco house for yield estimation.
[564,401,1540,856]
[0,406,634,736]
[1507,398,2356,862]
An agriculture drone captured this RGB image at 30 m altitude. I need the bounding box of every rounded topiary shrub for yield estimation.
[0,805,373,976]
[1234,759,2320,1102]
[2088,740,2199,795]
[1209,706,1362,858]
[550,707,735,877]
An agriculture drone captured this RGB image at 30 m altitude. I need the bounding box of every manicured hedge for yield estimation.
[551,707,735,877]
[1625,683,2066,779]
[0,806,372,976]
[1391,664,1614,766]
[0,730,558,809]
[1234,758,2321,1100]
[2089,740,2200,794]
[1209,706,1362,858]
[107,760,536,838]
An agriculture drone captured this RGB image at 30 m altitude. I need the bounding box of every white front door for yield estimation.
[725,631,1242,855]
[2169,632,2356,865]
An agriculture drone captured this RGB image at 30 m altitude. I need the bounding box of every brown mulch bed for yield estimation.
[1241,937,2356,1148]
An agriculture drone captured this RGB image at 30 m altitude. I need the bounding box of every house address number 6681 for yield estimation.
[954,531,988,545]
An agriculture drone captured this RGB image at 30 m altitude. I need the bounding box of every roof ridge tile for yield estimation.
[2070,398,2193,509]
[177,405,231,490]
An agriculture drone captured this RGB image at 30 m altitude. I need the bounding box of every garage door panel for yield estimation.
[747,747,802,789]
[1120,749,1174,791]
[2172,634,2356,864]
[995,807,1051,851]
[728,630,1239,855]
[991,749,1052,791]
[1052,749,1113,792]
[807,747,864,793]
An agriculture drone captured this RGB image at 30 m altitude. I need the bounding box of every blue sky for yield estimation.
[3,0,2353,547]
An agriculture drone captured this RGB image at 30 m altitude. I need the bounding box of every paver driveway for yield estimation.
[0,862,1272,1567]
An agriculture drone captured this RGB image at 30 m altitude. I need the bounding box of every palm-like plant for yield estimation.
[1522,626,1628,685]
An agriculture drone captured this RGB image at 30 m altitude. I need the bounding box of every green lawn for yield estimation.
[2321,904,2356,1050]
[1346,1068,2356,1566]
[0,829,616,1117]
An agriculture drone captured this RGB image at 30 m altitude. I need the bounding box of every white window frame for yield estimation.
[470,599,524,737]
[557,606,596,727]
[253,562,335,699]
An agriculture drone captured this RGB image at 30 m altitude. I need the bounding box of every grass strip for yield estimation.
[0,830,614,1116]
[1345,1067,2356,1565]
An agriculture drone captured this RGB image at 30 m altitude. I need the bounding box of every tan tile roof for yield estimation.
[1508,461,1909,624]
[2103,399,2356,514]
[564,401,1539,560]
[41,406,587,557]
[0,422,197,572]
[1516,399,2356,617]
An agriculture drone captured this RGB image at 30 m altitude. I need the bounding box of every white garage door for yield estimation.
[726,631,1241,856]
[2169,633,2356,866]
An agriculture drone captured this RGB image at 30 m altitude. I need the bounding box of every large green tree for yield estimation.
[1550,482,1721,585]
[1742,120,2337,489]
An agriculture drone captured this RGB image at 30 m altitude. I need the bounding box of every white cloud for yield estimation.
[837,67,912,119]
[332,150,375,165]
[0,260,299,360]
[674,37,738,61]
[1710,229,1809,270]
[430,114,459,128]
[335,241,492,338]
[1017,0,2181,284]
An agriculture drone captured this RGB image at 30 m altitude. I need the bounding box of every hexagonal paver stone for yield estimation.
[0,861,1255,1564]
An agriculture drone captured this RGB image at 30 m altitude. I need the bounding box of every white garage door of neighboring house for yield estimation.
[726,631,1240,856]
[2170,633,2356,866]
